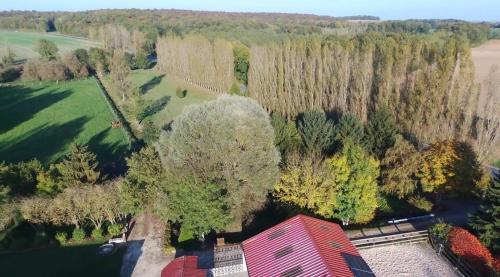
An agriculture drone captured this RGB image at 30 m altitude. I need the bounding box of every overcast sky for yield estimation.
[1,0,498,22]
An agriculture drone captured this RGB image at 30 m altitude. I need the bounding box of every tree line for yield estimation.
[271,108,490,225]
[154,32,498,161]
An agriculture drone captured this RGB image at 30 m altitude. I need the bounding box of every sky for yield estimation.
[0,0,498,22]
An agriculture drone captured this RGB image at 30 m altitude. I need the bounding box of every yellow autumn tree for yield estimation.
[418,140,490,195]
[274,156,337,218]
[417,140,458,193]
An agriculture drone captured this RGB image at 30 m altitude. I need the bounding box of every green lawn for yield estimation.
[0,242,124,277]
[0,30,100,59]
[0,78,129,164]
[104,70,215,129]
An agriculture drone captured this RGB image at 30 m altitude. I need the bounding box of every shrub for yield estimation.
[229,83,241,95]
[135,52,150,69]
[429,220,452,243]
[55,231,68,245]
[175,87,187,98]
[108,224,123,237]
[449,227,494,275]
[408,196,433,212]
[91,228,104,240]
[71,228,86,242]
[141,120,160,145]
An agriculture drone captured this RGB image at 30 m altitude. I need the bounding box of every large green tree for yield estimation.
[364,107,398,158]
[122,146,165,212]
[159,96,280,222]
[470,178,500,251]
[298,109,334,158]
[155,177,232,238]
[327,143,380,225]
[35,39,59,60]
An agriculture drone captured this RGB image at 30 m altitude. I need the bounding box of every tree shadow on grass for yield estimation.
[140,96,170,122]
[0,116,88,164]
[139,74,165,95]
[0,85,73,134]
[87,128,131,176]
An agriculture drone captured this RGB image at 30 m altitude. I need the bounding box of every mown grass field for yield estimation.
[0,241,124,277]
[0,30,100,59]
[0,78,129,164]
[104,70,216,128]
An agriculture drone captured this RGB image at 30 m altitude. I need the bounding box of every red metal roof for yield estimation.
[242,214,374,277]
[161,256,207,277]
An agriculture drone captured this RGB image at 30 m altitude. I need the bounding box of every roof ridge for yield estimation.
[299,215,335,277]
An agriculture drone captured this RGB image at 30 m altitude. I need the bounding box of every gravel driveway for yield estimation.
[359,243,459,277]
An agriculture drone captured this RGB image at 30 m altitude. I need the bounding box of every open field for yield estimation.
[103,70,215,129]
[360,243,458,277]
[0,78,129,164]
[472,39,500,162]
[471,39,500,116]
[0,241,124,277]
[0,30,100,59]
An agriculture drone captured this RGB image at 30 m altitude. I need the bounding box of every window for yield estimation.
[281,266,303,277]
[329,240,343,249]
[268,228,286,240]
[274,245,294,258]
[320,225,330,231]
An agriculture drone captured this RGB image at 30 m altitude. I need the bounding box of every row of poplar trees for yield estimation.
[155,32,495,155]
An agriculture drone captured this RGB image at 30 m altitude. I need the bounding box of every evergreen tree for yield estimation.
[271,113,302,156]
[57,144,100,187]
[298,109,334,158]
[365,107,398,158]
[470,178,500,251]
[334,113,365,146]
[35,39,59,61]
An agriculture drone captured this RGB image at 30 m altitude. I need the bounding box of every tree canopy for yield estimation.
[159,96,280,222]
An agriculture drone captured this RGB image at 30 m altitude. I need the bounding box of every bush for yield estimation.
[229,83,241,95]
[55,231,68,245]
[135,52,150,69]
[108,224,122,237]
[175,87,187,98]
[449,227,494,275]
[141,120,160,145]
[429,220,452,243]
[71,228,86,242]
[22,60,69,81]
[408,196,433,212]
[91,228,104,240]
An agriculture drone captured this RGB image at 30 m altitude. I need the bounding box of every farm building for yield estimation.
[162,214,374,276]
[161,256,207,277]
[242,214,374,277]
